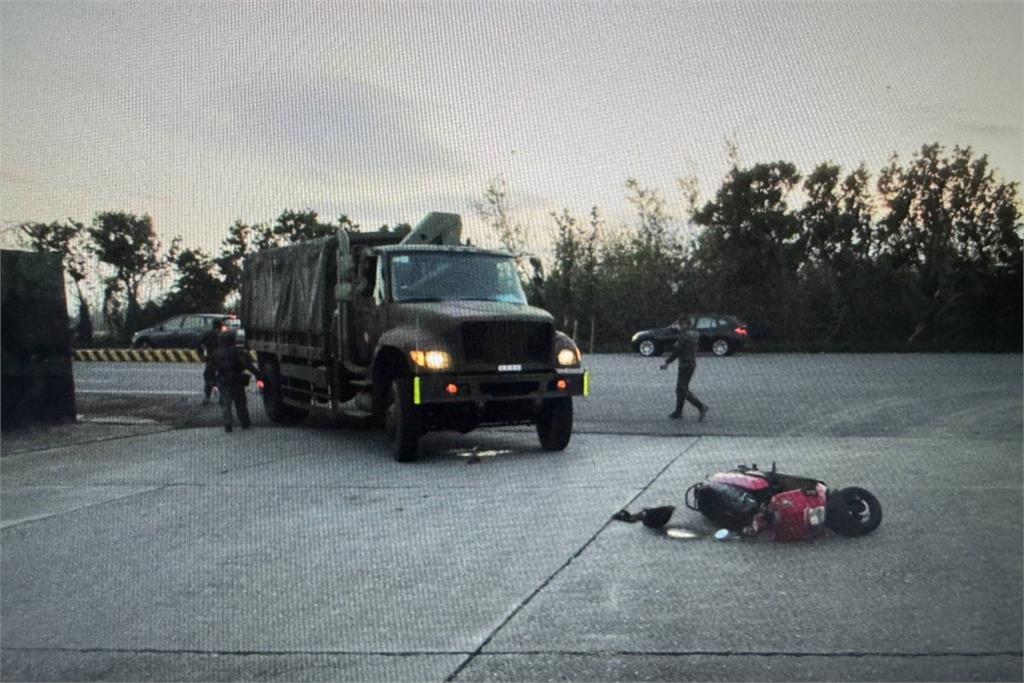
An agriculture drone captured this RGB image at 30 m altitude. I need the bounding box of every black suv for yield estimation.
[131,314,236,349]
[631,315,749,357]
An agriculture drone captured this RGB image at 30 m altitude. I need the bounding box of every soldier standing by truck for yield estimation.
[212,329,260,432]
[198,318,222,405]
[660,316,710,422]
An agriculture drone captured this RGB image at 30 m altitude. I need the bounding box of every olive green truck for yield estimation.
[240,212,589,461]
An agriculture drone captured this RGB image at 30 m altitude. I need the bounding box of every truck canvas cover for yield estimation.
[241,236,338,335]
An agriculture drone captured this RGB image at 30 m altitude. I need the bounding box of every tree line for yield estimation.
[503,143,1020,352]
[14,142,1022,351]
[15,210,406,346]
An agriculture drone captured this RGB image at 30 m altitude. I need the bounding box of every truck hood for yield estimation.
[380,300,559,367]
[391,300,554,327]
[385,299,552,348]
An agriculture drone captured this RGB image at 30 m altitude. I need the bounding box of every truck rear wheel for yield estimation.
[385,377,421,462]
[260,361,308,424]
[537,397,573,451]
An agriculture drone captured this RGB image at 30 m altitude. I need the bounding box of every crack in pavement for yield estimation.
[444,437,705,682]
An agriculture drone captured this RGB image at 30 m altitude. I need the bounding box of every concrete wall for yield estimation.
[1,249,76,429]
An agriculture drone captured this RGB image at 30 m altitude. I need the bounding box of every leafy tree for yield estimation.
[266,209,337,247]
[580,181,688,349]
[545,208,603,345]
[795,163,879,345]
[17,219,94,344]
[623,179,688,319]
[162,239,230,314]
[626,178,673,252]
[474,177,529,276]
[547,209,582,331]
[876,144,1022,347]
[216,220,267,298]
[87,211,164,341]
[338,214,361,232]
[690,161,802,340]
[799,163,875,264]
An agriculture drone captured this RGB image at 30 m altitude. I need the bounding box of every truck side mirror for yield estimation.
[529,256,545,285]
[528,256,546,307]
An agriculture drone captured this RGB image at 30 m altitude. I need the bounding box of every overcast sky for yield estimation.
[2,0,1021,255]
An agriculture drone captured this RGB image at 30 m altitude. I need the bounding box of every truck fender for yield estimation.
[368,345,412,416]
[376,325,447,356]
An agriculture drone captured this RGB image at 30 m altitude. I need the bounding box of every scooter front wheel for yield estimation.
[826,487,882,536]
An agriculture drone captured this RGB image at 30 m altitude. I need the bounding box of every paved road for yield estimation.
[73,353,1021,439]
[3,354,1022,681]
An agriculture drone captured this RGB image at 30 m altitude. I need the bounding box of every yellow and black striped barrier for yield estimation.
[74,348,203,363]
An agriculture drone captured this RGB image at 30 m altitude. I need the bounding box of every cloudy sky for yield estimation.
[2,0,1021,256]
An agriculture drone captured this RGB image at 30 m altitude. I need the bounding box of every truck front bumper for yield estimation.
[412,370,589,406]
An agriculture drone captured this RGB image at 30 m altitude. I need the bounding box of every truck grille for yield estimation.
[461,321,552,365]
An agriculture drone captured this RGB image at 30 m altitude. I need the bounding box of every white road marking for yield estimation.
[73,364,196,371]
[76,390,199,396]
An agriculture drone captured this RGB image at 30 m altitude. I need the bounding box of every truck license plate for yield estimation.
[498,364,522,372]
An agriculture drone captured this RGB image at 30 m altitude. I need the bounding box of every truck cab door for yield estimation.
[350,252,383,366]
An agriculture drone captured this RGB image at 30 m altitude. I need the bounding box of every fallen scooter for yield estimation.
[614,463,882,542]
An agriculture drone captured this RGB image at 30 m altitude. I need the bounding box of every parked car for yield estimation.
[132,313,237,350]
[631,315,749,357]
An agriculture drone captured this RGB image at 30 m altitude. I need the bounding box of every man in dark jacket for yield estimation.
[198,318,223,405]
[660,317,710,421]
[211,329,260,432]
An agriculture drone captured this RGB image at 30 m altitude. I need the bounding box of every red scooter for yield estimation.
[615,463,882,542]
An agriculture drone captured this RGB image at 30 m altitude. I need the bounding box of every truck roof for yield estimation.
[376,243,514,259]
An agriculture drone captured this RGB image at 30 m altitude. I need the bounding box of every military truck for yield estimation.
[240,212,589,461]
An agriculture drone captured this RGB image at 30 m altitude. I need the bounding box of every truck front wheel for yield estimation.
[385,377,421,462]
[536,397,573,451]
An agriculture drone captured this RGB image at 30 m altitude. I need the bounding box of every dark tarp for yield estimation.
[240,236,338,335]
[1,249,76,429]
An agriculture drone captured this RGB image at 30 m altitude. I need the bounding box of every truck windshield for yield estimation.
[389,252,527,305]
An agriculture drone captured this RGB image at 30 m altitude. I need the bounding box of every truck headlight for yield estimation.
[553,331,582,367]
[410,350,452,371]
[557,347,581,367]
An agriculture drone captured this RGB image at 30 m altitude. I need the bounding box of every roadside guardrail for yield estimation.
[74,349,202,363]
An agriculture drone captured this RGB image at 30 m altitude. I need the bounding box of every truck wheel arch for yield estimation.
[371,346,411,413]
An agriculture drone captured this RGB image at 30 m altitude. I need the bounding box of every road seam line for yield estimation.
[0,485,171,530]
[444,437,704,682]
[4,646,1020,658]
[3,428,177,456]
[2,646,467,656]
[472,649,1024,659]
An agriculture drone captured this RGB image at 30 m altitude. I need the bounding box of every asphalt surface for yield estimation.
[2,353,1022,681]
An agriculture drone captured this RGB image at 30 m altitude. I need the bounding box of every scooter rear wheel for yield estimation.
[826,487,882,536]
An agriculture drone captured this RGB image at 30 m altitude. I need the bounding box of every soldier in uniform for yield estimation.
[211,329,260,432]
[660,316,710,421]
[198,318,223,405]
